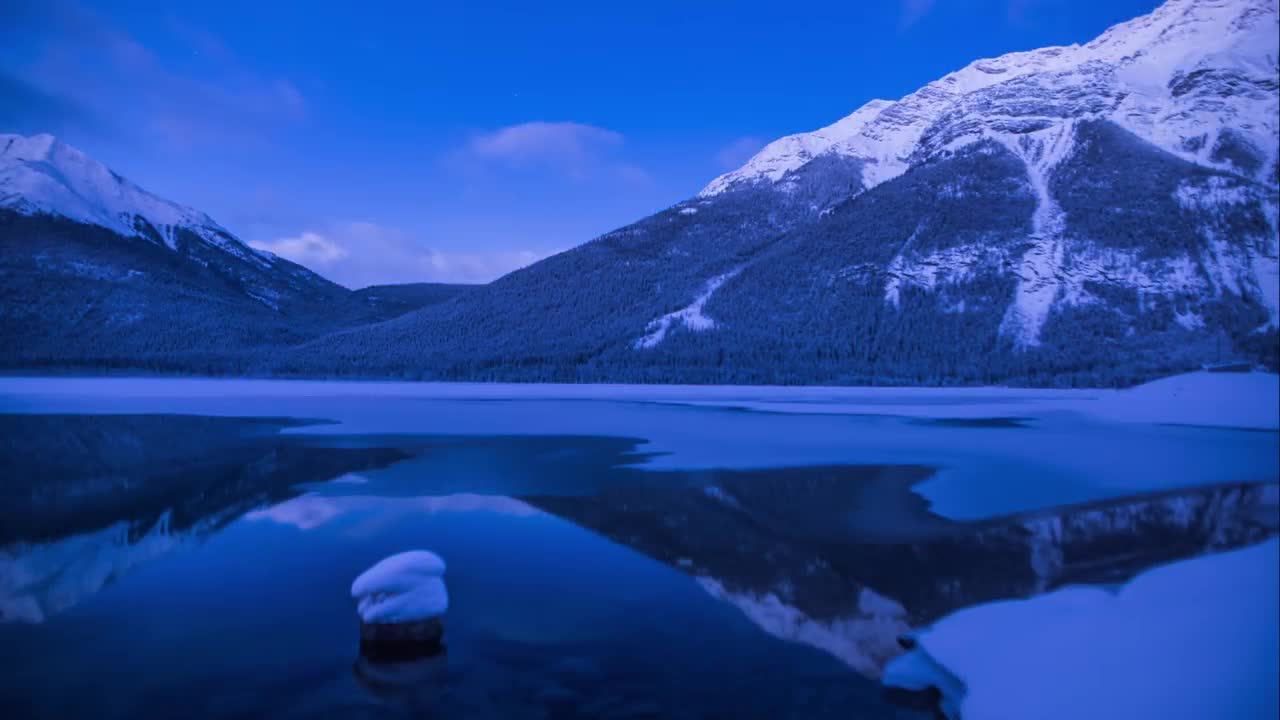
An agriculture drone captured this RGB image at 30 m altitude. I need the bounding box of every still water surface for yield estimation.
[1,389,1275,719]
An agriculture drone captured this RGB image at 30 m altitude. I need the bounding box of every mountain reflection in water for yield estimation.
[0,412,1275,719]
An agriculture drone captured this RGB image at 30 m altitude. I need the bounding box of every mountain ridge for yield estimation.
[2,0,1276,385]
[704,0,1278,198]
[1,133,269,266]
[275,0,1276,384]
[0,135,461,369]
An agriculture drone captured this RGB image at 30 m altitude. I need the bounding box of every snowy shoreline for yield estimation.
[883,538,1280,720]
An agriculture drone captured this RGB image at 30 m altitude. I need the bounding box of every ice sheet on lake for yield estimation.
[0,373,1275,521]
[0,371,1273,428]
[883,539,1280,720]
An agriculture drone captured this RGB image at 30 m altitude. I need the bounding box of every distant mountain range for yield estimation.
[3,0,1277,385]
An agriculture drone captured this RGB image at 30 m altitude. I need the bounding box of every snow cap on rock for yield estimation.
[351,550,449,624]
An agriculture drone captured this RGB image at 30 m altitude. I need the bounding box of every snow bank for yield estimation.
[351,551,448,624]
[883,539,1280,720]
[1086,371,1279,430]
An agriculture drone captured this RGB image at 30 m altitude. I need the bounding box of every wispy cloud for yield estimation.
[250,222,551,288]
[1,0,307,150]
[250,231,348,265]
[715,136,765,170]
[460,121,635,179]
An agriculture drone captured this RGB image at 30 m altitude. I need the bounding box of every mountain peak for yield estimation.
[0,132,253,256]
[699,98,896,196]
[1,133,63,163]
[701,0,1278,198]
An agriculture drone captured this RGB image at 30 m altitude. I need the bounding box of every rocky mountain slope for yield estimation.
[0,134,439,369]
[281,0,1277,385]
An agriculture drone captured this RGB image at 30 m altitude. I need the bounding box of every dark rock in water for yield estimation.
[882,685,947,719]
[358,617,445,662]
[353,646,448,701]
[350,550,449,661]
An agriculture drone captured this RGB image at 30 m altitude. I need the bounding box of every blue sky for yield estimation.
[2,0,1160,287]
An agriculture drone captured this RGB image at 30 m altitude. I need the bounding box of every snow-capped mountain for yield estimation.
[282,0,1277,385]
[697,0,1279,348]
[0,134,429,367]
[0,133,272,269]
[703,0,1279,195]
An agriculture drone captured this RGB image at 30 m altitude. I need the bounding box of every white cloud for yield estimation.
[420,247,544,282]
[463,121,630,178]
[250,222,551,288]
[250,231,347,264]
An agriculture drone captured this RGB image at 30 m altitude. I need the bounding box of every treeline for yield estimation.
[0,211,464,367]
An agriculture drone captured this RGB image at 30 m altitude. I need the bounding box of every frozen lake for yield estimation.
[1,376,1276,719]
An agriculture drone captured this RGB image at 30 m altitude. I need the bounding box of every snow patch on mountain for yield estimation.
[997,123,1075,347]
[1171,174,1280,326]
[634,268,743,349]
[884,239,1006,309]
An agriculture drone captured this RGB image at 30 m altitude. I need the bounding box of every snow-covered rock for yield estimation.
[882,538,1279,720]
[351,550,449,624]
[352,551,450,660]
